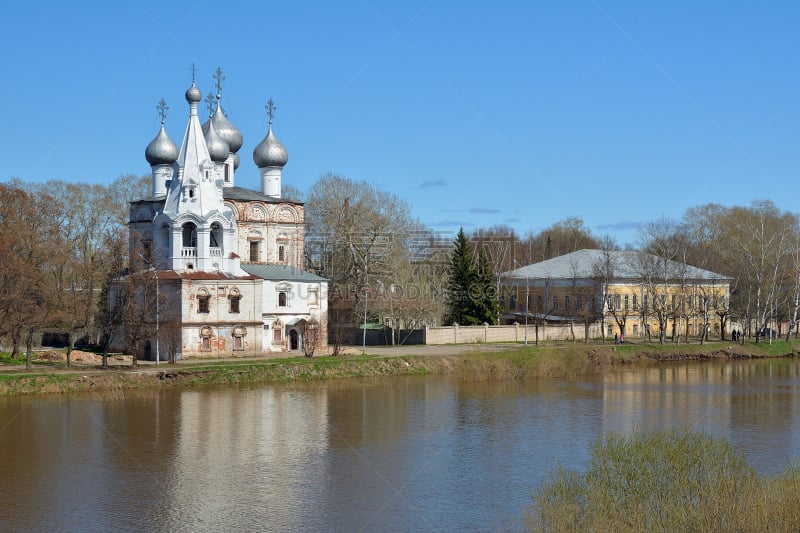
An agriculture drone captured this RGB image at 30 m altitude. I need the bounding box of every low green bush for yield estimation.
[527,430,800,532]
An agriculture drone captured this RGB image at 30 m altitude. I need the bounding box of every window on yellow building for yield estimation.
[624,295,629,310]
[633,294,638,310]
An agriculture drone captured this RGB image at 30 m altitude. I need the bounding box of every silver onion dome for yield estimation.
[253,126,288,168]
[185,82,202,104]
[211,106,243,153]
[204,122,230,163]
[145,125,179,165]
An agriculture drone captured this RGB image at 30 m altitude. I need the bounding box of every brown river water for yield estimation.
[1,358,799,532]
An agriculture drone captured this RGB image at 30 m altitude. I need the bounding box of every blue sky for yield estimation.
[1,1,798,247]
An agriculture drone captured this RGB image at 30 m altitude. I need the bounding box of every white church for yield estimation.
[126,68,327,359]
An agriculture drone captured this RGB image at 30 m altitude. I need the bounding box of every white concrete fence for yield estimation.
[423,322,604,345]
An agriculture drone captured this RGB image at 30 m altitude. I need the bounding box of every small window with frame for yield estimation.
[229,289,241,314]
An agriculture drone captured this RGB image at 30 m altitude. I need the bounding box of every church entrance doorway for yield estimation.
[144,340,153,360]
[289,329,299,351]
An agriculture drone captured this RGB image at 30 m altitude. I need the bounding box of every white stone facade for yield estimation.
[126,73,327,359]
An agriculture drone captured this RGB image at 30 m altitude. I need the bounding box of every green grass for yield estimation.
[748,339,795,356]
[0,352,26,366]
[0,339,797,396]
[527,430,800,532]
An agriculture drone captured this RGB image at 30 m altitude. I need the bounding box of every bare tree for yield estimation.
[591,239,618,343]
[305,173,424,339]
[301,318,321,357]
[522,217,602,264]
[727,202,796,343]
[636,218,686,345]
[785,241,800,341]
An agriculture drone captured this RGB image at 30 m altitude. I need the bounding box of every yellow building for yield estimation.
[499,249,732,341]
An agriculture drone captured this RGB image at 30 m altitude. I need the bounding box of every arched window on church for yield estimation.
[229,289,241,313]
[210,222,222,252]
[197,288,211,314]
[182,222,197,248]
[232,325,246,350]
[200,325,214,352]
[278,291,288,307]
[278,244,285,263]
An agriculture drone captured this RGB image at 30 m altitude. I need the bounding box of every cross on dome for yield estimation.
[157,98,169,125]
[266,98,276,126]
[213,67,225,99]
[204,93,217,118]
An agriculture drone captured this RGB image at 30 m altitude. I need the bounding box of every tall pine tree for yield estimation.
[446,228,501,325]
[447,228,476,325]
[476,248,502,324]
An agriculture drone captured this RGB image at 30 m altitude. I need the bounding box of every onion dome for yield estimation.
[204,122,230,163]
[185,81,202,104]
[211,105,243,153]
[253,125,288,168]
[145,125,179,165]
[201,117,213,136]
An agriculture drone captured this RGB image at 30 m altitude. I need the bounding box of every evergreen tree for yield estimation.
[447,228,478,325]
[446,228,501,325]
[475,248,502,324]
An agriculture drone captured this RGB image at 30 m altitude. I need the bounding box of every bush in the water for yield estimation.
[527,430,800,532]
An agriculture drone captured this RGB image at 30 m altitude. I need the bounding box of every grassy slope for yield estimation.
[0,340,796,396]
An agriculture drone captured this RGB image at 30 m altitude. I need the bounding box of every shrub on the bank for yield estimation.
[527,430,800,532]
[458,346,610,381]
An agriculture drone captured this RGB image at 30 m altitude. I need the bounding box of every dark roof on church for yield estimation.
[130,186,303,205]
[240,263,326,282]
[223,185,304,205]
[155,270,260,281]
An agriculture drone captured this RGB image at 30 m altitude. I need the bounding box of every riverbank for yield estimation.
[0,340,796,396]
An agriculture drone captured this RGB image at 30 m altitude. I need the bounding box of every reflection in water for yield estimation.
[1,359,800,531]
[597,361,800,469]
